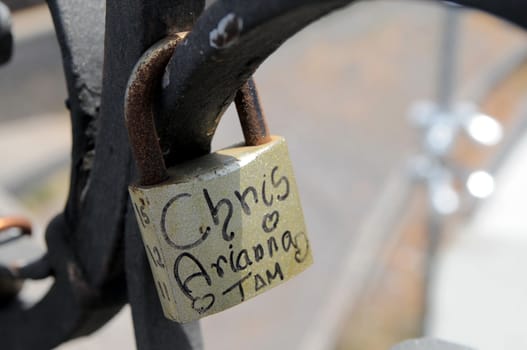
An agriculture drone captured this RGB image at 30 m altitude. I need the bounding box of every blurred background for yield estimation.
[2,1,527,349]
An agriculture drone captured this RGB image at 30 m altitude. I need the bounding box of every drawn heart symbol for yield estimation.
[192,294,215,314]
[262,210,280,233]
[294,232,310,263]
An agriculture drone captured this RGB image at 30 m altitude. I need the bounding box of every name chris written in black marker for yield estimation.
[163,166,310,314]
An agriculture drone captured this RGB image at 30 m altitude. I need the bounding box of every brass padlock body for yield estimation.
[129,136,312,322]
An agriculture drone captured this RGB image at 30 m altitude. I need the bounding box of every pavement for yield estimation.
[1,2,527,350]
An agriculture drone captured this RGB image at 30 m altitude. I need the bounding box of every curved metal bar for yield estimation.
[125,34,187,186]
[0,1,205,349]
[47,0,105,222]
[159,0,527,167]
[159,0,354,164]
[125,32,270,185]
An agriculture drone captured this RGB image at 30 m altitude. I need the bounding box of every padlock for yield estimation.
[125,34,312,323]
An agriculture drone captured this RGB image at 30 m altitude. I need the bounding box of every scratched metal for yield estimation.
[130,137,312,322]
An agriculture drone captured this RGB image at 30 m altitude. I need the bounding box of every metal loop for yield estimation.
[125,33,270,186]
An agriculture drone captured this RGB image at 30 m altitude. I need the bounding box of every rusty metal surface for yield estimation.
[125,35,269,186]
[125,34,186,186]
[100,1,205,349]
[235,78,271,146]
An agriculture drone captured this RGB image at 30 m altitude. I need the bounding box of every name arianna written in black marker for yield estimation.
[160,165,310,315]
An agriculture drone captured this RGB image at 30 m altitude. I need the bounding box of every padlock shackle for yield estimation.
[235,79,271,147]
[125,34,271,186]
